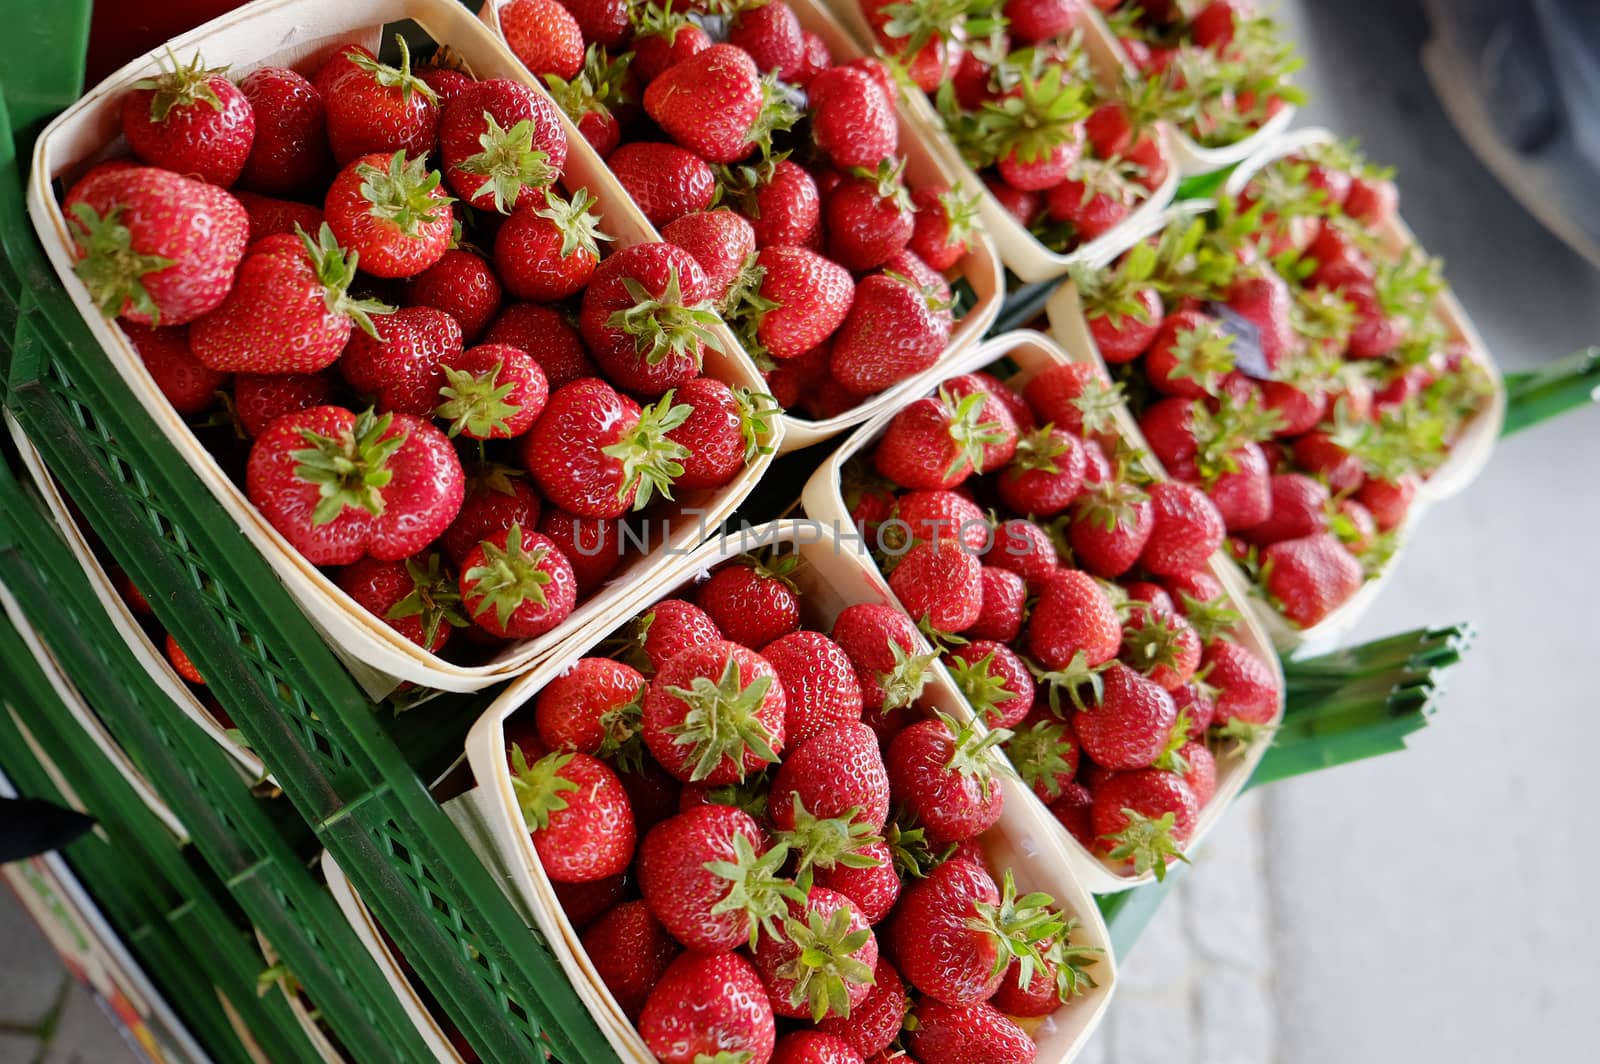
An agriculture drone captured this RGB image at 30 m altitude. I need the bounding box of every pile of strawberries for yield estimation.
[842,357,1281,876]
[1076,141,1494,629]
[63,38,775,662]
[861,0,1174,255]
[494,0,985,421]
[504,550,1102,1063]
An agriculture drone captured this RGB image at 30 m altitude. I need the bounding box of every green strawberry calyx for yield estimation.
[934,184,982,253]
[1174,590,1240,643]
[634,0,696,43]
[1030,649,1107,714]
[772,904,877,1023]
[509,744,579,832]
[1072,242,1161,327]
[606,266,721,368]
[356,151,454,239]
[291,407,403,524]
[1005,719,1077,800]
[938,386,1009,480]
[1047,923,1103,1000]
[885,811,950,879]
[748,74,802,161]
[436,359,523,439]
[68,203,176,323]
[967,869,1069,987]
[1066,373,1129,439]
[733,387,780,460]
[704,831,805,947]
[774,796,885,890]
[535,188,612,260]
[936,711,1011,800]
[852,158,916,215]
[350,34,438,105]
[593,684,648,775]
[542,45,631,125]
[132,48,229,122]
[1071,475,1150,535]
[1007,426,1072,475]
[455,111,556,213]
[732,549,801,593]
[386,553,471,648]
[601,392,692,510]
[1213,716,1275,751]
[694,773,772,821]
[1121,611,1191,681]
[1162,318,1237,395]
[1103,808,1190,881]
[664,650,782,782]
[295,223,395,339]
[876,639,937,713]
[945,650,1018,727]
[879,0,965,64]
[963,62,1089,170]
[463,523,556,628]
[1152,709,1194,775]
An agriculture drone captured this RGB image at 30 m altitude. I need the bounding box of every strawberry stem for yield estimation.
[463,523,555,628]
[437,360,522,439]
[68,204,176,323]
[131,47,228,122]
[290,408,403,525]
[702,832,805,947]
[600,392,692,510]
[455,111,556,213]
[773,796,885,889]
[772,905,877,1023]
[355,150,453,238]
[386,553,470,647]
[295,223,395,338]
[663,650,782,781]
[605,266,721,368]
[509,745,579,831]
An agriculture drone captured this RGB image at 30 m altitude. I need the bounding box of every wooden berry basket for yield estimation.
[254,931,349,1064]
[478,0,1006,450]
[25,0,781,697]
[799,330,1286,891]
[827,0,1180,283]
[452,519,1116,1063]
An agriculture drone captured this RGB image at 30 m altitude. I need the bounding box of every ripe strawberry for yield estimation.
[579,241,720,396]
[484,303,596,386]
[830,603,934,714]
[541,44,631,156]
[873,389,1014,491]
[640,951,776,1064]
[324,151,453,279]
[493,189,608,302]
[988,67,1084,191]
[1225,270,1295,373]
[340,305,463,416]
[64,165,249,326]
[1262,532,1363,628]
[889,540,983,634]
[337,552,466,652]
[1140,480,1225,576]
[311,44,374,99]
[1007,718,1080,801]
[762,633,864,745]
[889,490,989,552]
[907,184,979,272]
[623,598,722,673]
[233,372,333,437]
[581,901,679,1021]
[404,249,502,341]
[1344,173,1398,226]
[1239,473,1328,545]
[966,567,1028,643]
[632,3,713,83]
[997,427,1086,517]
[732,1,807,78]
[1203,639,1279,728]
[825,162,915,271]
[238,66,330,195]
[436,343,548,440]
[551,874,622,932]
[1048,781,1094,845]
[511,746,634,880]
[538,508,623,596]
[720,158,821,248]
[1181,740,1217,807]
[1120,606,1202,691]
[498,0,584,79]
[438,78,566,213]
[812,840,899,926]
[771,1031,865,1064]
[1005,0,1080,42]
[1021,361,1123,438]
[985,175,1041,226]
[908,1000,1036,1064]
[232,190,325,243]
[523,379,688,517]
[986,517,1058,587]
[696,555,801,648]
[535,656,646,767]
[637,805,798,951]
[738,246,854,362]
[644,45,765,164]
[770,721,890,837]
[125,323,226,414]
[887,714,1006,844]
[322,35,439,165]
[816,956,907,1057]
[1046,170,1134,243]
[863,0,962,91]
[246,406,462,564]
[415,65,475,106]
[644,639,786,783]
[165,634,205,685]
[1090,768,1197,877]
[122,52,254,188]
[1204,440,1273,530]
[460,524,576,638]
[441,467,541,564]
[1144,309,1236,398]
[1293,431,1365,494]
[1027,569,1121,674]
[753,886,877,1022]
[661,210,757,304]
[1073,662,1178,769]
[991,944,1070,1018]
[1356,475,1416,532]
[1174,681,1216,740]
[1260,379,1327,437]
[945,641,1033,727]
[1068,474,1154,578]
[608,142,716,226]
[809,67,897,171]
[665,377,767,490]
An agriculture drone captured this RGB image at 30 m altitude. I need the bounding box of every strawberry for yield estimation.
[812,839,899,925]
[1262,532,1363,628]
[438,78,567,213]
[665,376,768,490]
[942,373,1019,468]
[1144,309,1236,398]
[1203,639,1279,736]
[538,509,624,595]
[337,552,466,651]
[312,44,374,99]
[965,567,1028,643]
[563,0,632,46]
[460,524,576,638]
[404,249,502,341]
[442,467,542,564]
[1260,379,1327,437]
[1090,768,1197,878]
[644,45,766,164]
[484,303,597,386]
[1140,480,1225,576]
[945,641,1033,727]
[323,35,439,165]
[238,66,330,196]
[415,65,476,106]
[997,427,1086,517]
[889,540,983,634]
[762,633,865,745]
[737,246,854,362]
[125,323,226,414]
[887,714,1006,844]
[436,343,548,440]
[1181,740,1217,806]
[830,604,934,714]
[719,158,821,248]
[863,0,962,91]
[1343,173,1398,226]
[1027,569,1121,677]
[1121,606,1202,691]
[815,956,907,1057]
[640,951,776,1064]
[324,150,453,279]
[339,305,463,416]
[580,901,679,1021]
[1174,680,1217,740]
[637,804,799,951]
[825,161,915,271]
[1007,717,1080,801]
[233,372,334,438]
[794,32,833,86]
[1225,269,1296,373]
[770,721,891,837]
[1068,473,1154,578]
[908,1000,1037,1064]
[632,3,713,83]
[696,555,801,648]
[909,185,979,272]
[498,0,584,79]
[661,210,758,303]
[1205,440,1273,529]
[550,873,624,933]
[608,142,717,227]
[493,189,609,302]
[753,886,877,1022]
[984,176,1041,226]
[809,67,897,171]
[1292,430,1365,494]
[986,518,1059,587]
[165,634,204,685]
[1356,475,1416,532]
[991,945,1072,1018]
[1047,780,1094,845]
[1240,473,1328,545]
[542,44,631,157]
[890,490,989,552]
[1021,361,1124,438]
[122,52,254,188]
[771,1031,865,1064]
[511,745,634,880]
[1044,170,1133,244]
[888,859,1063,1005]
[1073,662,1177,768]
[233,190,325,243]
[64,165,249,326]
[873,389,1014,491]
[623,598,723,673]
[973,369,1035,430]
[522,379,688,517]
[1005,0,1080,42]
[536,656,647,765]
[984,67,1086,191]
[731,1,807,79]
[644,639,787,783]
[579,241,721,396]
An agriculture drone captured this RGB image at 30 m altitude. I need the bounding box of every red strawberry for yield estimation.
[579,241,720,396]
[753,886,877,1021]
[233,190,325,243]
[1073,662,1177,768]
[561,0,632,46]
[484,303,596,386]
[247,406,463,565]
[772,1031,865,1064]
[1262,533,1363,628]
[762,633,865,746]
[886,714,1006,844]
[965,567,1028,643]
[580,901,679,1021]
[539,508,624,596]
[521,380,687,519]
[536,656,646,764]
[1068,474,1154,578]
[816,956,907,1057]
[637,805,797,951]
[873,389,1014,491]
[770,721,890,836]
[609,142,717,226]
[460,524,577,638]
[997,427,1086,517]
[863,0,962,91]
[644,639,787,783]
[438,78,567,213]
[64,165,249,326]
[1181,740,1217,806]
[238,66,330,196]
[1005,0,1080,42]
[730,1,807,78]
[442,467,542,564]
[323,36,439,165]
[436,343,548,439]
[415,65,475,106]
[1260,379,1327,437]
[311,45,374,99]
[809,67,897,171]
[541,45,631,157]
[1090,768,1197,877]
[889,540,983,634]
[1007,718,1080,801]
[986,518,1058,587]
[510,746,634,880]
[1121,606,1202,691]
[1045,171,1133,243]
[1174,681,1216,740]
[1144,310,1235,398]
[1140,480,1225,576]
[1240,473,1328,545]
[1021,361,1123,438]
[165,634,205,685]
[553,873,624,931]
[830,603,934,714]
[1027,569,1121,675]
[493,189,608,302]
[909,185,979,272]
[644,45,765,164]
[640,951,776,1064]
[665,376,766,490]
[812,840,899,925]
[661,210,757,303]
[1204,639,1279,728]
[990,946,1069,1018]
[324,151,453,278]
[498,0,584,79]
[337,552,465,652]
[908,1000,1036,1064]
[1293,431,1365,494]
[697,556,801,648]
[1344,173,1398,226]
[721,158,822,249]
[984,176,1042,226]
[794,32,833,86]
[1356,475,1416,532]
[825,162,915,271]
[624,598,723,673]
[233,372,333,437]
[125,323,226,414]
[340,305,463,416]
[891,490,989,552]
[404,249,502,341]
[1225,270,1295,373]
[741,246,854,361]
[1047,781,1094,845]
[122,52,254,187]
[945,641,1033,727]
[632,5,713,83]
